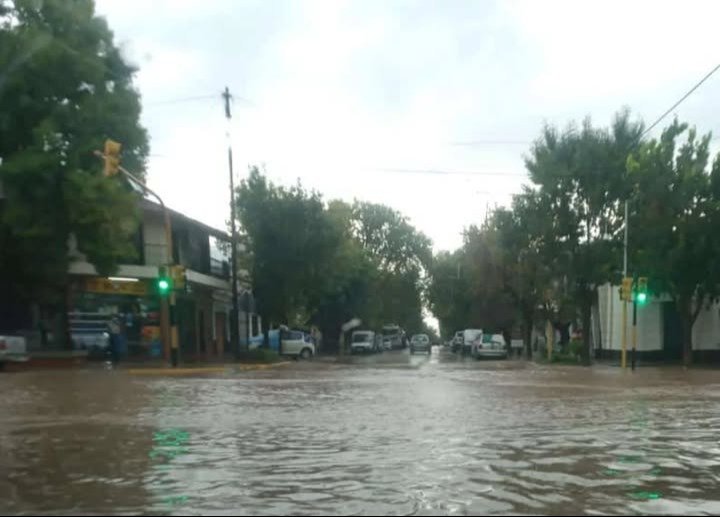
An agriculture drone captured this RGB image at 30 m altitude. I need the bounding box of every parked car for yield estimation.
[451,330,464,353]
[0,334,29,367]
[381,324,406,350]
[410,333,432,355]
[280,329,315,359]
[69,311,112,360]
[462,329,483,355]
[350,330,377,354]
[472,333,508,359]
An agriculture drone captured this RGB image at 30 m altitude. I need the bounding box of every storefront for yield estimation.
[69,277,163,359]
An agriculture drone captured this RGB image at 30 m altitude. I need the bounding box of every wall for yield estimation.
[596,283,663,352]
[143,211,168,266]
[597,283,720,361]
[692,303,720,350]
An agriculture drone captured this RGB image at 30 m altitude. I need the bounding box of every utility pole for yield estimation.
[621,200,629,369]
[222,86,241,359]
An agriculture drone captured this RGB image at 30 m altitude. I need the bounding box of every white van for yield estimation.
[350,330,377,354]
[462,329,483,354]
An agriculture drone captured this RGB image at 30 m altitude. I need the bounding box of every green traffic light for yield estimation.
[158,278,170,292]
[637,292,647,304]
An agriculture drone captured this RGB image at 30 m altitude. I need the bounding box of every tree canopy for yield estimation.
[428,109,720,365]
[0,0,149,333]
[236,168,432,346]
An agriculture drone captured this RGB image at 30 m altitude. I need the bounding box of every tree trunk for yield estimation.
[677,298,694,367]
[580,300,592,366]
[262,318,270,348]
[61,282,72,350]
[522,311,533,360]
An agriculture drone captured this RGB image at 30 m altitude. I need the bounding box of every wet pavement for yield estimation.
[2,348,720,515]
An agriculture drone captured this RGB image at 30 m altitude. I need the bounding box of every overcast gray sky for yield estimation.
[95,0,720,252]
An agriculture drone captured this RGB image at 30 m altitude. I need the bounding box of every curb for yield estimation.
[128,362,292,376]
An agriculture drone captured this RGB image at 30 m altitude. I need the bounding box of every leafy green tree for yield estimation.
[525,110,644,364]
[490,190,551,358]
[627,120,720,365]
[351,201,432,273]
[349,201,431,331]
[0,0,148,338]
[236,173,432,347]
[427,250,468,338]
[236,167,343,329]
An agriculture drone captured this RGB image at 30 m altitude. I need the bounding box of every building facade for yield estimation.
[66,199,260,362]
[595,283,720,362]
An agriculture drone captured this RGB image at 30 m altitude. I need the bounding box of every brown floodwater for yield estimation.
[1,350,720,515]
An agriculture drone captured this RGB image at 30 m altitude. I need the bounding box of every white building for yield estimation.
[595,283,720,362]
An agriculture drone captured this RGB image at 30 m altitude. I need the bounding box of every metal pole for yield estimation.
[621,199,629,370]
[623,200,628,277]
[223,86,241,359]
[94,151,179,367]
[621,299,628,369]
[630,290,637,371]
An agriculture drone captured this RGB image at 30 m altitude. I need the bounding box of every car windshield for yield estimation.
[352,333,371,343]
[411,334,428,343]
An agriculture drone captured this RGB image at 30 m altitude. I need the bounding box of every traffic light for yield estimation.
[171,265,187,291]
[621,277,633,301]
[637,276,648,305]
[157,265,173,296]
[103,139,122,177]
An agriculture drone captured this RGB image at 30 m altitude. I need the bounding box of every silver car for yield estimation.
[472,333,508,359]
[410,334,431,355]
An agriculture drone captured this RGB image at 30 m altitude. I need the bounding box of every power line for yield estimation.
[143,94,218,108]
[144,92,255,109]
[377,168,526,177]
[641,63,720,139]
[450,140,531,146]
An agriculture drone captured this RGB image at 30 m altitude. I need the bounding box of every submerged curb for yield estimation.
[128,362,292,376]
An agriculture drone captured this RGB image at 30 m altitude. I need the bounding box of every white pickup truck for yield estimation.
[0,334,29,367]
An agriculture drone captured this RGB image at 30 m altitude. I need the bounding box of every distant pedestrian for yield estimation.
[108,315,122,364]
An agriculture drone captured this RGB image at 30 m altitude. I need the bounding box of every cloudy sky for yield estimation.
[95,0,720,252]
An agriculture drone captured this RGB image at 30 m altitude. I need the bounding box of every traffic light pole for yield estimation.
[631,296,638,371]
[621,300,628,369]
[93,151,179,367]
[621,200,629,370]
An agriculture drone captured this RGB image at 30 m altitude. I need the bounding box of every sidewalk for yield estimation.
[127,361,292,376]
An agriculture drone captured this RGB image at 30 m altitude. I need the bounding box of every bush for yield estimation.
[569,338,583,359]
[238,348,281,363]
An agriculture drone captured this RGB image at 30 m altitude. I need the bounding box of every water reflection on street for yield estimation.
[2,349,720,515]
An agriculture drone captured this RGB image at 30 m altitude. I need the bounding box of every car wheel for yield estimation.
[300,348,313,360]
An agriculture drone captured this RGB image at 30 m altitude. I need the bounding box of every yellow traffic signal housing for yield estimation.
[103,139,122,177]
[621,277,633,302]
[171,265,187,290]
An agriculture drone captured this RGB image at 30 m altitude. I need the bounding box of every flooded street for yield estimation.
[2,350,720,516]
